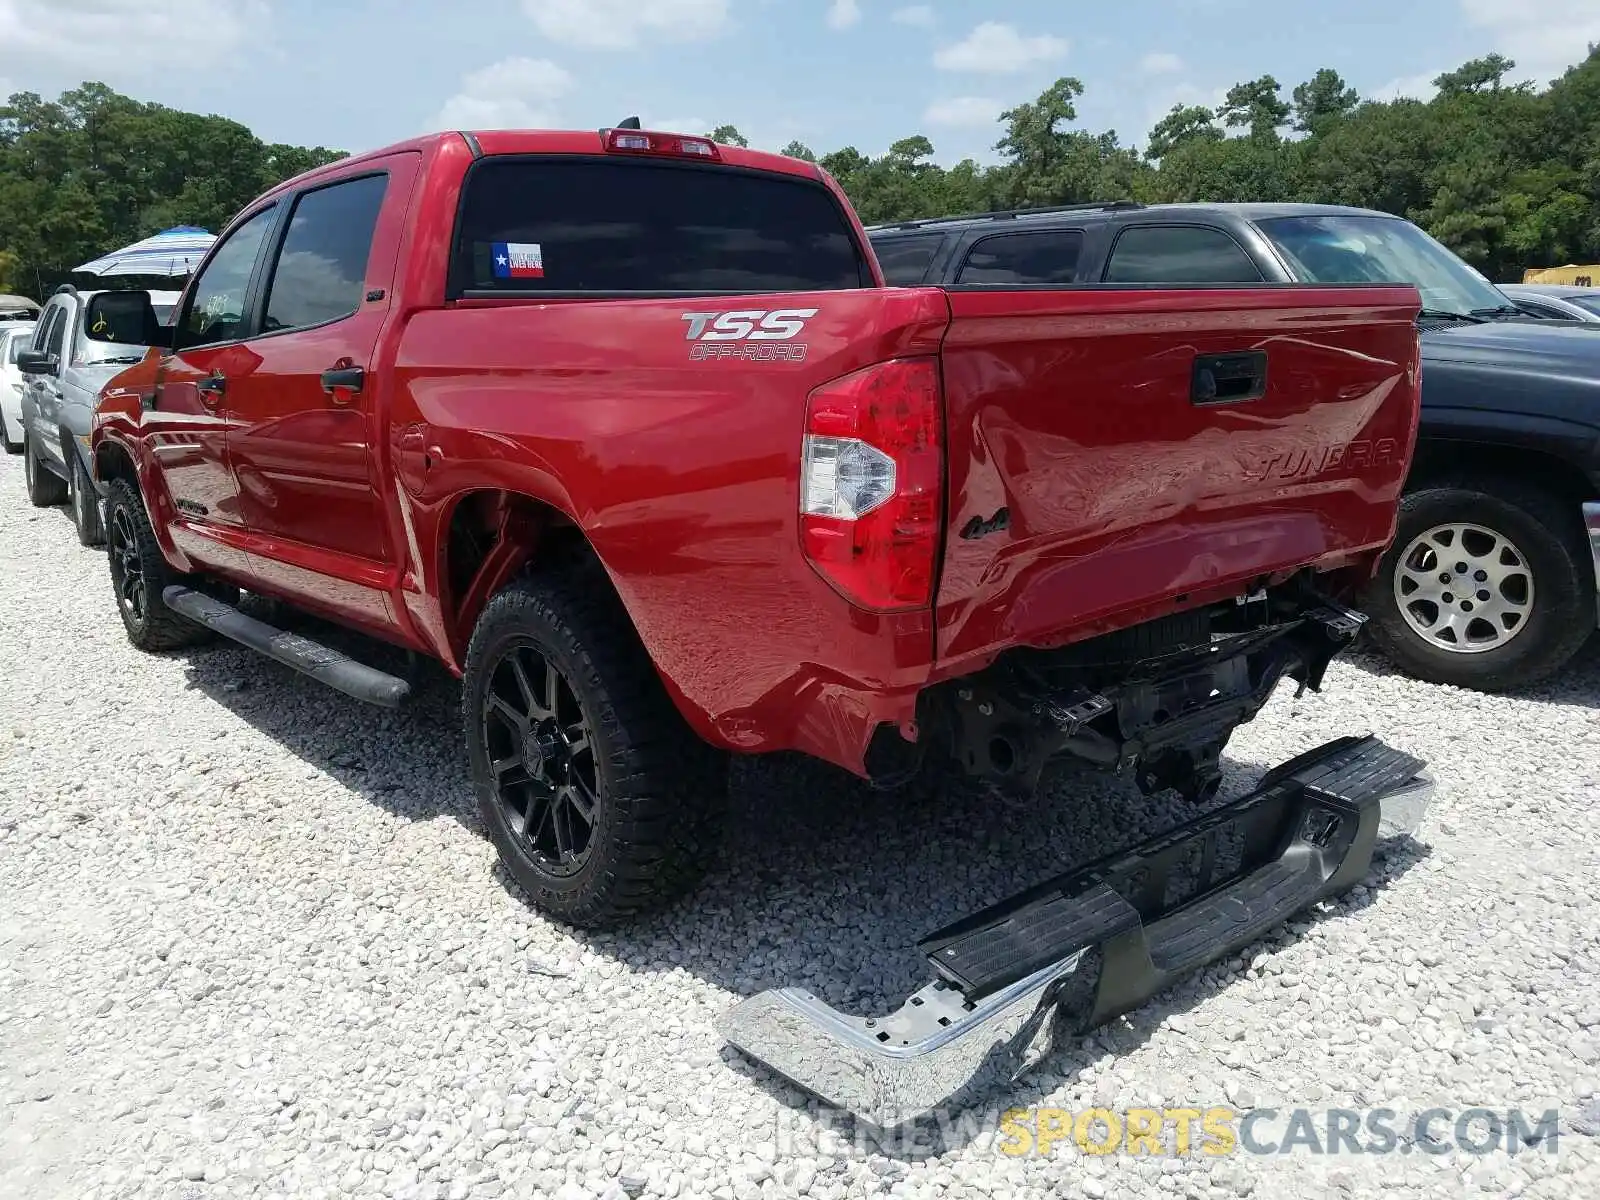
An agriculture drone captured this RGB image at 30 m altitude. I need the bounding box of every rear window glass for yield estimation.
[453,158,870,295]
[1104,225,1263,284]
[958,230,1084,285]
[871,234,943,285]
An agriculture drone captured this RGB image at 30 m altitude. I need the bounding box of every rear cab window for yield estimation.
[1103,225,1263,283]
[958,230,1084,285]
[450,157,872,296]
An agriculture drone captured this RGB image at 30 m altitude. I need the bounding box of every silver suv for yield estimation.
[17,285,177,545]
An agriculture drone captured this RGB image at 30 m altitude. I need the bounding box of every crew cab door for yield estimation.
[155,202,281,572]
[219,155,418,627]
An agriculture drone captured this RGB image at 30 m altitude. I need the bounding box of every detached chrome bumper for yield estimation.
[719,736,1433,1131]
[1585,503,1600,627]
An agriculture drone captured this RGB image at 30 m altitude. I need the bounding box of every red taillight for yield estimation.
[605,129,721,161]
[800,357,943,612]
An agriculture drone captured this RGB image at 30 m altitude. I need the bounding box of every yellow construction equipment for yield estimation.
[1522,265,1599,286]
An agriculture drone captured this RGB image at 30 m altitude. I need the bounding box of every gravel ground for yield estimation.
[2,450,1600,1200]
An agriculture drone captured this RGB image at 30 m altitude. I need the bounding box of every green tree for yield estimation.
[1217,75,1290,140]
[6,56,1600,297]
[1291,69,1360,133]
[1433,54,1518,97]
[1146,104,1222,161]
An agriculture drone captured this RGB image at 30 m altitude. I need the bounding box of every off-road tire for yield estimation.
[24,432,67,506]
[68,452,105,547]
[1362,478,1595,692]
[104,479,211,652]
[463,566,729,927]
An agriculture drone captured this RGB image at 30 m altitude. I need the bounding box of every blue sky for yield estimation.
[1,0,1596,165]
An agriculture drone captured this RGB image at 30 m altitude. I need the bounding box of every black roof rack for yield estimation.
[865,200,1145,233]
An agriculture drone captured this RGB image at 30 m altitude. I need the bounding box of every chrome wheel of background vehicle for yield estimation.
[1365,478,1592,691]
[107,504,148,625]
[1392,521,1535,654]
[481,639,599,877]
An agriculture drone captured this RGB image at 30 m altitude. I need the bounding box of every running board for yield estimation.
[718,735,1433,1131]
[163,586,412,708]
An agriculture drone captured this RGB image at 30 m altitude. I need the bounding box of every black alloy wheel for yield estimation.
[107,501,148,627]
[481,640,600,876]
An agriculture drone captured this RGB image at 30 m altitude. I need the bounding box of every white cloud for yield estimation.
[923,96,1003,128]
[0,0,268,86]
[826,0,861,30]
[891,4,934,26]
[522,0,728,49]
[644,115,710,135]
[1140,52,1184,75]
[1458,0,1600,85]
[933,22,1068,74]
[1370,70,1441,102]
[424,58,573,133]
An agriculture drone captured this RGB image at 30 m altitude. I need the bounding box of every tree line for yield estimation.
[2,47,1597,298]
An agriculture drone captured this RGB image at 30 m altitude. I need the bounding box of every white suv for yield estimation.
[0,321,38,454]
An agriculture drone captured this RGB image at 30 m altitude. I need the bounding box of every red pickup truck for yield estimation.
[88,124,1433,1126]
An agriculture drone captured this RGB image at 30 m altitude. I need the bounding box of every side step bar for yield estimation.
[163,586,412,708]
[718,735,1433,1131]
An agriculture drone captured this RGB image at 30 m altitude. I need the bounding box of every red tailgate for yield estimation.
[934,285,1422,669]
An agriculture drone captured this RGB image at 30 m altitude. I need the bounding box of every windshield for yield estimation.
[1570,295,1600,318]
[77,335,154,366]
[1256,214,1509,318]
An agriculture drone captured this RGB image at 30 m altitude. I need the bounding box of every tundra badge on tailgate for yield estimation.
[681,308,817,362]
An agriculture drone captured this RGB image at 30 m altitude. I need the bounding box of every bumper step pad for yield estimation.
[718,735,1432,1131]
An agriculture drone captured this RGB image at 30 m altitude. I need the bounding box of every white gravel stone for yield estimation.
[1,452,1598,1199]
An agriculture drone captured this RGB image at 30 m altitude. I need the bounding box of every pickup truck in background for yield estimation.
[870,203,1600,693]
[12,286,181,546]
[88,128,1433,1127]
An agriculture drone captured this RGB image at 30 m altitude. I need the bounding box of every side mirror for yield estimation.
[15,349,56,376]
[83,290,173,351]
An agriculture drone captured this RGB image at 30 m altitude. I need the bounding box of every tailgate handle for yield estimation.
[1191,351,1267,406]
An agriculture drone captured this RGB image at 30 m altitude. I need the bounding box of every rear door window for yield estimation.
[958,230,1085,285]
[263,173,389,333]
[33,306,63,354]
[44,306,67,358]
[1104,225,1263,284]
[452,158,870,295]
[871,234,944,285]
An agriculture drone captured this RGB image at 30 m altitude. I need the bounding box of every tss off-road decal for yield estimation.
[681,308,818,361]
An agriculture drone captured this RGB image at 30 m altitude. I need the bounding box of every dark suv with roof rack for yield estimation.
[869,201,1600,694]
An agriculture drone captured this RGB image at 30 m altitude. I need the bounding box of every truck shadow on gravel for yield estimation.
[173,608,1432,1162]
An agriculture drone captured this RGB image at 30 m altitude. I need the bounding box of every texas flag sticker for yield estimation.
[491,242,544,279]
